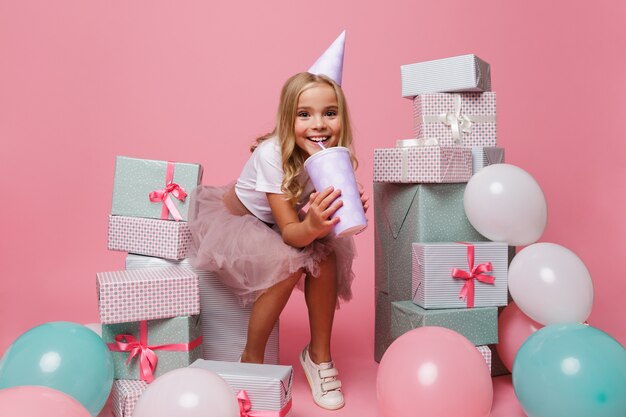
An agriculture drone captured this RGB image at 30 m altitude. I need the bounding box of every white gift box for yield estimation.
[401,54,491,98]
[111,380,147,417]
[472,147,505,174]
[125,254,279,364]
[190,359,293,417]
[412,242,509,309]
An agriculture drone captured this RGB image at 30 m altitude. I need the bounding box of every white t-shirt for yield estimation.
[235,136,315,224]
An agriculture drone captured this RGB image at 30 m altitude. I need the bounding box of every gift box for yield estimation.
[476,345,492,372]
[391,300,498,346]
[190,359,293,417]
[373,145,472,183]
[413,92,497,147]
[374,290,393,362]
[103,316,202,381]
[488,344,511,376]
[125,254,280,364]
[374,182,487,300]
[111,156,203,221]
[108,215,192,260]
[412,242,509,309]
[472,147,504,174]
[97,266,199,324]
[401,54,491,97]
[111,380,147,417]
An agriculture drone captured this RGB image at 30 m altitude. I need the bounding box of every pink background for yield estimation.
[1,1,624,416]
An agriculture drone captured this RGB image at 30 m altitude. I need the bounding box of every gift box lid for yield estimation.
[97,266,199,324]
[190,359,293,410]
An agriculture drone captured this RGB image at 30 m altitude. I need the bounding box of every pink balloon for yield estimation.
[377,326,493,417]
[0,385,91,417]
[496,302,543,372]
[133,367,239,417]
[490,376,526,417]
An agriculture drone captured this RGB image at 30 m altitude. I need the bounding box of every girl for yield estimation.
[188,69,367,410]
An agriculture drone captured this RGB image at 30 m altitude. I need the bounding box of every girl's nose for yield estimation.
[314,116,325,128]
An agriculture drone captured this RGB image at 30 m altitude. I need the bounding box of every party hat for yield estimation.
[308,31,346,85]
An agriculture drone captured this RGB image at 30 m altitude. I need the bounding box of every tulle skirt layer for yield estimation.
[187,184,356,306]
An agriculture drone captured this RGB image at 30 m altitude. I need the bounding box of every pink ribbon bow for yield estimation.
[107,320,202,383]
[451,242,494,308]
[237,390,292,417]
[149,161,187,221]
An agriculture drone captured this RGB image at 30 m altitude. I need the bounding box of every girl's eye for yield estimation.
[325,110,338,117]
[298,111,310,118]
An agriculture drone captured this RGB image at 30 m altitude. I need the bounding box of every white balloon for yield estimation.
[464,164,547,246]
[508,243,594,325]
[83,322,102,337]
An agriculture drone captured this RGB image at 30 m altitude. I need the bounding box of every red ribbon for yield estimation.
[149,161,187,221]
[107,320,202,383]
[451,242,494,308]
[237,390,292,417]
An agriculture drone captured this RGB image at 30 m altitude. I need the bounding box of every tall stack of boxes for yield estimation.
[99,156,282,416]
[374,54,511,374]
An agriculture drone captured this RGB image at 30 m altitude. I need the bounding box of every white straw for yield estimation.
[317,142,326,150]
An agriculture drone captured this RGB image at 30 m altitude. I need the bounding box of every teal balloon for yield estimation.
[513,323,626,417]
[0,321,114,416]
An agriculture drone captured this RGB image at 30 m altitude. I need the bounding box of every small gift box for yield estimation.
[412,242,509,309]
[472,147,505,174]
[190,359,293,417]
[413,92,497,147]
[111,156,203,221]
[111,380,147,417]
[391,300,498,345]
[103,316,203,382]
[373,144,472,183]
[108,215,192,260]
[401,54,491,98]
[477,345,492,372]
[125,254,280,364]
[97,266,199,324]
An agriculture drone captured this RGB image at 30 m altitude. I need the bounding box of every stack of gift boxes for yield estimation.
[373,54,512,375]
[98,156,289,416]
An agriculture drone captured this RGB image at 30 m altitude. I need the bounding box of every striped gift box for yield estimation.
[125,254,280,364]
[412,242,509,309]
[401,54,491,98]
[373,146,472,183]
[472,147,505,175]
[413,92,497,147]
[190,360,293,417]
[108,215,192,260]
[97,266,199,324]
[111,379,147,417]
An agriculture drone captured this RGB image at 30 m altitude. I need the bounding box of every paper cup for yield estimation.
[304,147,367,238]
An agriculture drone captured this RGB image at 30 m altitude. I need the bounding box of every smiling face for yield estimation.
[294,83,341,158]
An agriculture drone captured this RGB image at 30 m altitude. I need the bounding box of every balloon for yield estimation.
[377,326,493,417]
[0,386,91,417]
[513,324,626,417]
[508,243,593,325]
[133,367,239,417]
[0,321,114,416]
[496,302,544,372]
[464,164,547,246]
[84,323,102,337]
[490,376,526,417]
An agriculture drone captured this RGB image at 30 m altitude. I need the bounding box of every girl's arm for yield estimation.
[267,186,343,248]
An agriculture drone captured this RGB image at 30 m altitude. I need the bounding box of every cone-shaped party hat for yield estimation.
[307,31,346,86]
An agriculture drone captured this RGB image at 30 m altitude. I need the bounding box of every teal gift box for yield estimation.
[111,156,203,221]
[103,315,202,382]
[391,301,498,346]
[374,182,487,300]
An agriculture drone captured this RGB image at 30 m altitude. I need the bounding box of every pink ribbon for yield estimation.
[237,390,292,417]
[107,320,202,383]
[451,242,494,308]
[149,161,187,221]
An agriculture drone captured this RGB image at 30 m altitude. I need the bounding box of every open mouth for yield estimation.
[307,136,330,143]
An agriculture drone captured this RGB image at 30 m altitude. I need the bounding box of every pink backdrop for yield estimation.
[1,1,624,414]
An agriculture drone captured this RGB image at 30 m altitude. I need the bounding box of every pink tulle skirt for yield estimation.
[187,184,356,307]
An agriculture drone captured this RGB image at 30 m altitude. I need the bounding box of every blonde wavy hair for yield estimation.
[251,72,357,206]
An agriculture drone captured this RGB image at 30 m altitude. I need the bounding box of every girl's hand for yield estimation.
[359,183,370,214]
[306,186,343,239]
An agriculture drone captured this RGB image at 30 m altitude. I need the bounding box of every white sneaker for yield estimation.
[300,345,345,410]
